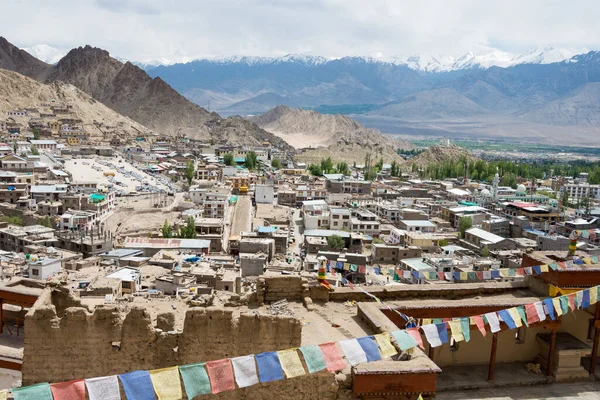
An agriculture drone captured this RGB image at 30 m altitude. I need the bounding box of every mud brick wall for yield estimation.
[22,287,302,385]
[256,275,308,304]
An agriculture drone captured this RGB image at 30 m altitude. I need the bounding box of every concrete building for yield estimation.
[255,184,275,204]
[105,267,141,294]
[463,228,517,251]
[329,208,351,230]
[302,200,330,230]
[397,220,437,233]
[371,244,422,264]
[122,237,211,257]
[240,253,268,277]
[28,257,62,280]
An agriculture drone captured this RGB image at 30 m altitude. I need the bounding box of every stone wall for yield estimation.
[22,287,302,385]
[256,275,308,304]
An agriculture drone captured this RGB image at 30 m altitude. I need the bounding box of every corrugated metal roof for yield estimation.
[123,237,211,249]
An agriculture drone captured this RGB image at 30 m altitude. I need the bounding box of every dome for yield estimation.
[480,189,491,197]
[516,184,527,194]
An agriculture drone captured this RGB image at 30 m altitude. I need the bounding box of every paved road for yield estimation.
[436,381,600,399]
[230,195,252,238]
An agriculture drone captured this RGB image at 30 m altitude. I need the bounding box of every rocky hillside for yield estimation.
[0,37,50,80]
[0,69,153,138]
[407,145,477,167]
[250,105,412,162]
[0,37,290,149]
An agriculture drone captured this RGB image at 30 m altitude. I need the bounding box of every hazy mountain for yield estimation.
[20,44,66,64]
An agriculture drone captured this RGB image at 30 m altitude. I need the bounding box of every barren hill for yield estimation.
[0,37,290,149]
[0,68,152,138]
[407,145,477,167]
[250,105,412,163]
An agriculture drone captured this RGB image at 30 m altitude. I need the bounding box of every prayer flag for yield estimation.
[468,272,477,281]
[460,318,471,342]
[508,269,517,277]
[0,390,6,400]
[540,265,549,273]
[437,272,445,280]
[484,312,501,333]
[559,296,570,315]
[558,262,567,270]
[516,268,525,276]
[278,349,306,378]
[552,298,563,317]
[149,367,182,400]
[497,309,516,330]
[543,299,556,321]
[576,292,583,309]
[85,376,121,400]
[437,323,449,344]
[50,380,86,400]
[340,339,368,365]
[568,294,576,311]
[231,355,259,388]
[299,345,327,373]
[12,383,53,400]
[460,272,468,281]
[453,272,461,281]
[319,342,347,372]
[448,320,464,342]
[374,333,398,358]
[421,324,442,348]
[255,351,284,383]
[472,315,487,336]
[507,308,522,328]
[358,265,367,274]
[534,302,546,322]
[591,287,598,305]
[422,318,432,326]
[582,289,591,309]
[206,359,235,394]
[491,270,500,279]
[525,304,540,324]
[119,371,156,400]
[179,363,211,398]
[444,272,453,281]
[533,265,541,275]
[357,336,382,361]
[516,306,529,327]
[483,271,491,280]
[475,271,484,280]
[350,264,358,272]
[584,257,593,264]
[407,328,424,348]
[549,262,558,271]
[391,330,419,351]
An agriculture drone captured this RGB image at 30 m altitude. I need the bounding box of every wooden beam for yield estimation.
[546,329,556,377]
[0,359,21,371]
[488,332,498,381]
[428,343,434,361]
[590,304,600,375]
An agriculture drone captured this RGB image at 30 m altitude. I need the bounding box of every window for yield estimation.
[32,269,39,276]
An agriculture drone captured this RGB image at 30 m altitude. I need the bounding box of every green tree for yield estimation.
[223,153,234,166]
[459,216,472,239]
[561,190,570,209]
[390,160,400,177]
[245,151,258,170]
[336,161,349,176]
[375,158,384,172]
[178,216,197,238]
[481,245,490,257]
[308,164,323,176]
[0,215,23,226]
[438,239,448,247]
[271,158,282,169]
[320,157,334,174]
[581,194,593,215]
[327,234,345,251]
[30,146,39,155]
[161,219,173,238]
[39,216,54,228]
[184,161,195,185]
[32,128,40,140]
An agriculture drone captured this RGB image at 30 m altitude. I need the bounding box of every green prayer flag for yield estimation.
[350,264,358,272]
[548,262,558,271]
[391,330,418,351]
[299,345,327,373]
[516,306,529,327]
[432,318,443,324]
[559,296,569,315]
[468,272,477,281]
[179,363,211,398]
[12,383,53,400]
[461,318,471,342]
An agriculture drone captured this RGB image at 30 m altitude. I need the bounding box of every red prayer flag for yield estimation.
[407,328,424,348]
[558,262,567,270]
[331,269,336,276]
[437,272,445,280]
[206,359,235,394]
[358,265,367,274]
[348,281,355,290]
[472,315,487,337]
[475,271,484,280]
[525,304,540,324]
[568,294,576,311]
[516,268,525,276]
[50,380,86,400]
[321,281,331,290]
[319,342,348,372]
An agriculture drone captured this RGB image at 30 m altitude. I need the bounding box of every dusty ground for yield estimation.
[269,130,329,149]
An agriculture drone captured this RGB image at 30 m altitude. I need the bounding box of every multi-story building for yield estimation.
[563,183,600,202]
[302,200,330,230]
[0,182,28,204]
[295,185,327,205]
[329,208,351,230]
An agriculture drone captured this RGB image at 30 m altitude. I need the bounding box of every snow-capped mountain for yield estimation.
[21,44,66,64]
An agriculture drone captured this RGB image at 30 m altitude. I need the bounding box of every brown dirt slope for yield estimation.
[407,144,478,166]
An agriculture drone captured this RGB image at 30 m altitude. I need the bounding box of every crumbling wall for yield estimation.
[256,276,308,304]
[22,287,302,385]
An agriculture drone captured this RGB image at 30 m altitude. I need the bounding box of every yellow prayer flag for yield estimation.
[374,333,398,358]
[540,265,549,273]
[552,297,563,316]
[507,308,522,328]
[499,269,507,277]
[584,257,593,265]
[149,366,183,400]
[591,288,598,305]
[448,320,464,342]
[460,272,468,281]
[417,394,424,400]
[0,389,7,400]
[422,318,432,325]
[277,349,306,378]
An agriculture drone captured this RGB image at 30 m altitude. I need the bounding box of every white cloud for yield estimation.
[4,0,599,62]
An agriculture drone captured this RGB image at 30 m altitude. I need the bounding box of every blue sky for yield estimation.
[4,0,598,62]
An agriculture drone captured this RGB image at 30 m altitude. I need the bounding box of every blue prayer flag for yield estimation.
[533,265,542,275]
[119,370,156,400]
[255,352,284,383]
[497,309,516,330]
[543,299,556,321]
[436,323,449,344]
[357,336,382,362]
[582,289,591,309]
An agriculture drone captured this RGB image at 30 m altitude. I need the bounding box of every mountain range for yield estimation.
[0,37,290,149]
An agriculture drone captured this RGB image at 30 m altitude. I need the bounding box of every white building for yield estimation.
[29,257,62,280]
[397,220,437,233]
[302,200,330,230]
[563,183,600,202]
[255,184,275,204]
